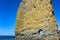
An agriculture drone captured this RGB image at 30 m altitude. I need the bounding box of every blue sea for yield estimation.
[0,36,14,40]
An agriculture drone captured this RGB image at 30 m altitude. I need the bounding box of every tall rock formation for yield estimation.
[15,0,59,40]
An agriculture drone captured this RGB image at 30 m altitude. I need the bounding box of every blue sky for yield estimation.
[0,0,60,36]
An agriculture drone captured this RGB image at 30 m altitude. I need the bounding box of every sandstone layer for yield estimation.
[15,0,59,40]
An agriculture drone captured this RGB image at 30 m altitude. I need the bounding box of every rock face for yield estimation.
[15,0,59,40]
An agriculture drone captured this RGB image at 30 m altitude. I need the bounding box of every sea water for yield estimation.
[0,36,14,40]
